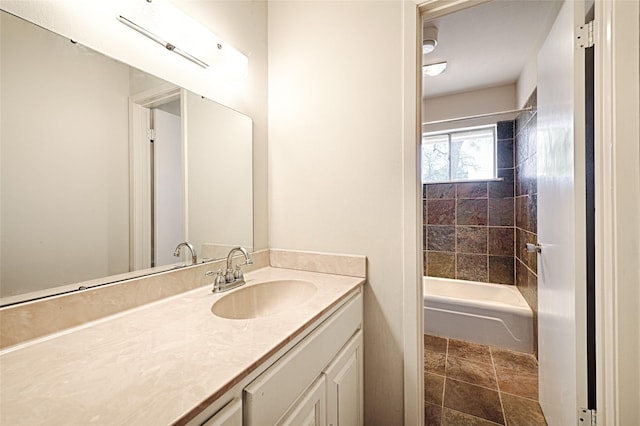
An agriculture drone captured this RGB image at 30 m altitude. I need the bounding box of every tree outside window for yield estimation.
[422,126,496,183]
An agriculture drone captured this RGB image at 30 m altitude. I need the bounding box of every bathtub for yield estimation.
[423,276,533,353]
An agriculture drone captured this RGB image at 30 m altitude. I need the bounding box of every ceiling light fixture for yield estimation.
[423,26,439,55]
[423,61,447,77]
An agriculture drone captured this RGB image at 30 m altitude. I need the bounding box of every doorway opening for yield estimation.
[130,87,185,270]
[419,0,594,424]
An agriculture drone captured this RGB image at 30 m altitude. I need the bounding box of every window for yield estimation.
[421,125,496,183]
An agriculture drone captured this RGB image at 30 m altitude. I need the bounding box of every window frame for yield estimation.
[421,124,498,184]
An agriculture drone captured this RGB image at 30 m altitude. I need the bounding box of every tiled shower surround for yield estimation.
[514,90,539,353]
[423,91,540,354]
[423,120,516,284]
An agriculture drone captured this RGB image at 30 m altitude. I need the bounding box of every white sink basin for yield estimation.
[211,279,317,320]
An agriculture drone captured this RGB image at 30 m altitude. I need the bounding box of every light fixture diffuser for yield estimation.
[116,0,248,77]
[423,26,438,55]
[423,61,447,77]
[117,16,209,68]
[423,40,436,55]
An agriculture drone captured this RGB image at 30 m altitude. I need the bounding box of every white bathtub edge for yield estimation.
[423,276,534,353]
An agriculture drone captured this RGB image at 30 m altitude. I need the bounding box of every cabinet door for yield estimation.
[201,398,241,426]
[323,330,363,426]
[244,293,362,426]
[277,375,326,426]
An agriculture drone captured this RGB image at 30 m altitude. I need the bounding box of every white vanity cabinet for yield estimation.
[275,330,362,426]
[201,399,242,426]
[278,375,327,426]
[323,331,363,426]
[193,288,363,426]
[243,291,363,426]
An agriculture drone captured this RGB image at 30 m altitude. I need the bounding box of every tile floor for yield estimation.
[424,334,547,426]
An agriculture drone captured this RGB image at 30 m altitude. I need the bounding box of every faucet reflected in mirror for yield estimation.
[207,247,253,293]
[173,242,198,266]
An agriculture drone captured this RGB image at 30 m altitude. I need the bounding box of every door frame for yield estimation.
[593,0,640,423]
[129,85,181,270]
[402,2,422,425]
[409,3,498,424]
[411,0,640,423]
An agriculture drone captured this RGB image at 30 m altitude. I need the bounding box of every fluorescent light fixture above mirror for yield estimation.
[423,61,447,77]
[118,0,247,77]
[117,16,209,69]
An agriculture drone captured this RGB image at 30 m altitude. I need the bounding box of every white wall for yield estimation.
[268,1,417,423]
[517,53,538,109]
[0,12,130,296]
[515,1,562,107]
[422,83,516,132]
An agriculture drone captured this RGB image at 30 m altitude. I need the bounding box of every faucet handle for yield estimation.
[234,264,244,280]
[206,269,226,292]
[236,259,253,267]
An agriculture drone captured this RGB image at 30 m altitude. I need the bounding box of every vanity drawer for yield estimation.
[243,291,362,426]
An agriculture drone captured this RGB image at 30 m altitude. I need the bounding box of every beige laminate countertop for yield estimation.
[0,267,364,425]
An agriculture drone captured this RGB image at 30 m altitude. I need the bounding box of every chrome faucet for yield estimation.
[225,246,253,282]
[173,242,198,265]
[206,246,253,293]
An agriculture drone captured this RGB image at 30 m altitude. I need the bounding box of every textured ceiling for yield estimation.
[423,0,562,99]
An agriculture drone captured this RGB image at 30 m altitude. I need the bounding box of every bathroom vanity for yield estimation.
[0,4,367,424]
[0,266,364,425]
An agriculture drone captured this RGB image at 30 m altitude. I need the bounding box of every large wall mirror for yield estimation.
[0,10,253,305]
